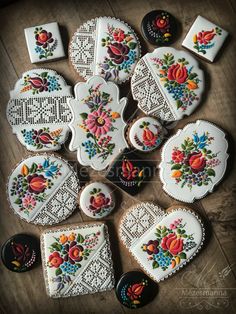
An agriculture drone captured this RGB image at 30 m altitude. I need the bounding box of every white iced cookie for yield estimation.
[159,120,228,202]
[7,154,79,225]
[80,182,115,218]
[69,17,141,84]
[68,75,128,171]
[131,47,204,121]
[6,69,73,151]
[119,202,205,282]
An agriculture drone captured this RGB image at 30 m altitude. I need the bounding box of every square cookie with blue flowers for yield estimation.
[24,22,65,63]
[182,15,228,62]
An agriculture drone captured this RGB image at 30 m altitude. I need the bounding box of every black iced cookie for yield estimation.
[1,234,39,272]
[141,10,177,45]
[106,148,154,196]
[116,271,158,309]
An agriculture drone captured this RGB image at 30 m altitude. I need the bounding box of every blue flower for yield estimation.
[198,142,207,149]
[199,133,207,142]
[193,133,199,143]
[45,170,53,177]
[43,159,49,168]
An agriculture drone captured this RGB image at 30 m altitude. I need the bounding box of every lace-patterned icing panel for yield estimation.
[132,59,176,121]
[70,20,96,79]
[119,203,165,249]
[32,172,79,225]
[7,96,73,126]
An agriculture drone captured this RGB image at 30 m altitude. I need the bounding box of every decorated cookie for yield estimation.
[7,154,79,225]
[131,47,204,121]
[1,234,39,272]
[159,120,228,203]
[106,148,154,196]
[182,16,228,62]
[41,222,115,298]
[68,76,128,170]
[79,182,115,218]
[119,203,205,282]
[116,271,158,309]
[141,10,177,45]
[128,117,164,152]
[69,17,141,84]
[24,22,65,63]
[6,69,73,151]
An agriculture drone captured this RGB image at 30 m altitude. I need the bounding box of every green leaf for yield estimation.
[77,234,84,243]
[30,162,38,173]
[55,268,62,276]
[188,73,197,80]
[14,198,22,205]
[179,252,187,259]
[41,72,48,78]
[181,144,186,150]
[51,243,62,251]
[152,261,159,269]
[176,99,183,109]
[128,41,137,49]
[207,168,215,177]
[171,164,182,170]
[80,113,88,120]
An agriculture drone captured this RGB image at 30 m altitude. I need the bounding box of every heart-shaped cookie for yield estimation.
[119,203,205,282]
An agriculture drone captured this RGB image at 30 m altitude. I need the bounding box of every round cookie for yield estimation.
[69,17,141,84]
[128,116,164,152]
[1,234,39,272]
[159,120,228,202]
[79,182,115,218]
[141,10,177,45]
[131,47,204,121]
[115,271,158,309]
[7,154,80,225]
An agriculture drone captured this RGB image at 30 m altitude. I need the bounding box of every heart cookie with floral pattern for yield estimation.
[119,203,205,282]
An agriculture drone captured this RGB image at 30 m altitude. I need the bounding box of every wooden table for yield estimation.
[0,0,235,313]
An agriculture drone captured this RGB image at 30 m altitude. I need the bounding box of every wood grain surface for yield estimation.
[0,0,235,313]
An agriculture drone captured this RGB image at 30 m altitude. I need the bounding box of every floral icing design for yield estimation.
[87,187,113,217]
[152,12,172,43]
[10,241,36,271]
[47,231,101,293]
[170,131,220,189]
[152,53,200,111]
[120,157,144,187]
[10,158,62,215]
[142,218,197,271]
[120,279,148,308]
[21,128,63,149]
[20,71,61,94]
[134,121,162,151]
[34,27,58,59]
[99,24,138,82]
[79,84,121,162]
[193,27,222,55]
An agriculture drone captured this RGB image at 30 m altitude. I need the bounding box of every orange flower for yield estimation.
[171,170,182,178]
[111,112,120,119]
[59,234,68,244]
[187,80,198,90]
[21,164,29,176]
[68,233,76,241]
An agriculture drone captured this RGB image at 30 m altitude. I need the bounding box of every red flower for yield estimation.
[28,77,50,92]
[35,30,54,48]
[142,240,159,255]
[197,29,216,45]
[143,128,158,147]
[172,150,185,163]
[167,63,188,84]
[48,252,63,268]
[27,174,48,194]
[11,242,31,264]
[107,43,130,64]
[69,245,84,262]
[122,159,138,180]
[186,152,206,173]
[89,193,111,213]
[154,17,169,30]
[32,129,54,145]
[161,233,183,256]
[127,282,145,300]
[113,29,125,42]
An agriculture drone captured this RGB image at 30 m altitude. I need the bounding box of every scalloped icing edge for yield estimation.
[6,153,80,226]
[68,16,142,84]
[159,119,229,203]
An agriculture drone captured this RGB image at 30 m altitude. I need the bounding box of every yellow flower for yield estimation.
[59,234,68,244]
[164,33,172,38]
[138,169,144,177]
[193,34,197,43]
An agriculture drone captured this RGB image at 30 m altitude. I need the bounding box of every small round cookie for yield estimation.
[69,17,141,84]
[115,271,158,309]
[128,117,164,152]
[141,10,177,45]
[79,182,115,218]
[1,234,39,272]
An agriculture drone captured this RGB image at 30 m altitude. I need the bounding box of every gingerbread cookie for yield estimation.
[159,120,228,202]
[6,69,73,151]
[69,17,141,84]
[131,47,204,121]
[68,76,128,171]
[41,222,115,298]
[119,203,205,282]
[7,154,79,225]
[182,16,228,62]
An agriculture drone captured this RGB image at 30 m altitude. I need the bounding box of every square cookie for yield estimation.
[41,223,115,298]
[24,22,65,63]
[182,15,228,62]
[106,148,154,196]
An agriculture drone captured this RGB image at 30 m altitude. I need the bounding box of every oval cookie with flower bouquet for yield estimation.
[159,120,228,203]
[7,154,80,225]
